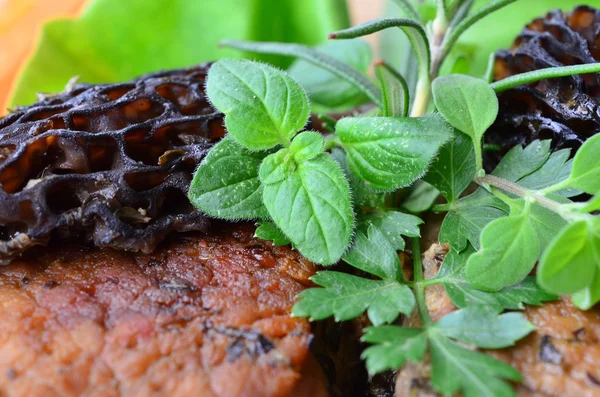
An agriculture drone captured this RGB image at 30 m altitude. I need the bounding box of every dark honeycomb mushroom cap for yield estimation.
[0,63,227,264]
[485,5,600,169]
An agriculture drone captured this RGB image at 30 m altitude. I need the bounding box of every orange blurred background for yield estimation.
[0,0,382,111]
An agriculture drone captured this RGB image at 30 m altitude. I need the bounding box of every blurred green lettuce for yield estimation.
[9,0,349,107]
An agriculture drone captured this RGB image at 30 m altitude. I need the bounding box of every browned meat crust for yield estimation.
[396,243,600,397]
[0,223,326,397]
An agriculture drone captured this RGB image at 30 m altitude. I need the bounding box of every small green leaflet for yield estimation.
[428,333,522,397]
[358,210,423,251]
[262,153,354,265]
[206,60,310,150]
[518,148,578,197]
[344,225,404,281]
[434,306,535,349]
[432,75,498,166]
[507,197,567,251]
[434,247,557,311]
[188,137,269,219]
[361,326,427,374]
[466,211,539,291]
[259,149,296,185]
[572,269,600,310]
[254,221,291,246]
[439,189,509,251]
[537,221,600,295]
[335,115,453,192]
[492,140,550,183]
[562,134,600,194]
[289,131,325,162]
[289,39,372,112]
[292,271,415,326]
[402,181,440,213]
[424,130,477,202]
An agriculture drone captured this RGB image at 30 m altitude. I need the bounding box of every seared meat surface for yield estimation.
[396,243,600,397]
[0,223,327,397]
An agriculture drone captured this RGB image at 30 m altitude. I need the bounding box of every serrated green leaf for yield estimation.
[435,247,557,310]
[424,131,477,202]
[206,60,310,150]
[259,149,296,185]
[466,211,539,291]
[435,306,534,349]
[289,131,325,162]
[254,221,291,246]
[361,326,427,374]
[429,334,521,397]
[401,181,440,213]
[439,189,509,251]
[538,221,599,295]
[262,153,353,265]
[564,134,600,194]
[432,75,498,149]
[343,225,403,281]
[492,140,551,183]
[359,210,423,251]
[188,137,269,219]
[335,115,453,192]
[288,39,372,112]
[293,271,415,326]
[518,148,578,197]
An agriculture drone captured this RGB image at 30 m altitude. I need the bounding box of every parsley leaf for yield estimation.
[335,115,453,192]
[188,137,270,219]
[507,198,567,251]
[254,221,291,246]
[563,133,600,194]
[206,60,310,150]
[262,153,354,265]
[358,210,423,251]
[424,130,477,202]
[428,333,522,397]
[292,271,415,326]
[439,189,509,251]
[361,326,427,374]
[518,148,578,196]
[435,306,535,349]
[492,140,550,183]
[435,247,557,311]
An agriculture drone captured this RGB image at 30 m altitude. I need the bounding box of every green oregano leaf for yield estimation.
[424,130,476,202]
[262,153,354,265]
[292,271,415,326]
[335,115,453,192]
[254,221,291,246]
[259,149,296,185]
[537,221,600,295]
[206,59,310,150]
[466,211,539,291]
[289,131,325,162]
[188,137,269,220]
[563,134,600,194]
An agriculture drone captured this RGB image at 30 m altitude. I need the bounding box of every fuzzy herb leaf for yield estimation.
[424,131,477,202]
[259,149,296,185]
[188,137,269,220]
[435,247,557,311]
[429,333,522,397]
[335,115,453,192]
[344,225,403,281]
[289,131,325,162]
[435,306,535,349]
[563,134,600,194]
[361,326,427,374]
[262,153,353,265]
[206,60,310,150]
[466,211,539,291]
[292,271,415,326]
[254,221,291,246]
[439,189,509,251]
[359,210,423,251]
[537,221,600,295]
[432,75,498,161]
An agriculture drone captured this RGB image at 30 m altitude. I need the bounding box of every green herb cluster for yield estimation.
[188,0,600,395]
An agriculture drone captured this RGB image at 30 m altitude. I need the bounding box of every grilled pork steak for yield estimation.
[0,223,328,397]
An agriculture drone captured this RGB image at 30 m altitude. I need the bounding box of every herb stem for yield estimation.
[411,237,432,327]
[491,63,600,92]
[410,78,431,117]
[432,202,452,213]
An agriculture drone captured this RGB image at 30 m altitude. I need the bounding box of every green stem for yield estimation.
[474,138,483,172]
[491,63,600,92]
[410,78,431,117]
[411,237,432,327]
[432,202,452,213]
